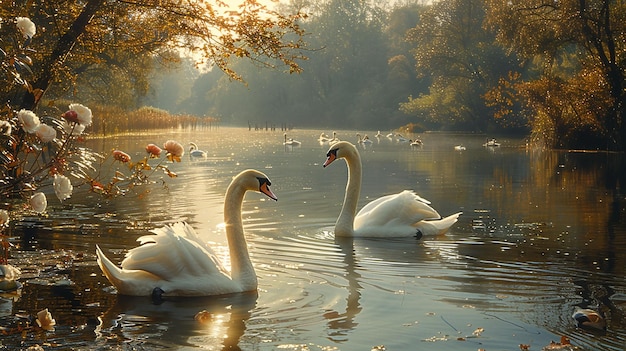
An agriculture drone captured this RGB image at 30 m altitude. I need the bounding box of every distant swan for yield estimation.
[283,133,301,146]
[454,145,466,151]
[318,132,330,143]
[356,133,373,145]
[188,142,208,158]
[410,139,423,147]
[395,134,409,143]
[323,141,461,237]
[329,131,340,144]
[483,138,500,147]
[96,169,278,297]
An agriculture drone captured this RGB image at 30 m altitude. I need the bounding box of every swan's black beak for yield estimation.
[258,178,278,201]
[323,149,338,168]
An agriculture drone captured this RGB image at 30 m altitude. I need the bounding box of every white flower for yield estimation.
[35,308,56,331]
[30,192,47,213]
[35,123,56,142]
[16,17,36,39]
[17,109,40,133]
[68,103,92,126]
[0,120,11,136]
[53,174,73,201]
[0,209,8,226]
[61,120,85,136]
[0,264,20,281]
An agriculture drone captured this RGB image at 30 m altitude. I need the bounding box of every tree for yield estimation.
[484,0,626,150]
[402,0,523,132]
[0,0,307,111]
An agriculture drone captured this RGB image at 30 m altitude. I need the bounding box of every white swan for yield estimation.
[283,133,301,146]
[483,138,500,147]
[188,142,208,158]
[409,139,423,147]
[323,141,461,237]
[395,134,409,143]
[318,132,330,143]
[329,131,340,145]
[356,133,372,145]
[96,169,278,297]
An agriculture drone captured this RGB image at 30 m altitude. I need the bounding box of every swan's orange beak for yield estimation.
[323,150,337,168]
[260,182,278,201]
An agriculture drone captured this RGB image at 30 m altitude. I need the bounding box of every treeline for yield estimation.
[143,0,625,151]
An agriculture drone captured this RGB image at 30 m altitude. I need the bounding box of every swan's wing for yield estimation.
[120,222,228,280]
[358,190,432,215]
[354,190,440,230]
[415,212,462,236]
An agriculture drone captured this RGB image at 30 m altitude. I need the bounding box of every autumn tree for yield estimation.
[0,0,307,111]
[484,0,626,150]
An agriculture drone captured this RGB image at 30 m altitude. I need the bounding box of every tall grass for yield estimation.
[70,104,219,136]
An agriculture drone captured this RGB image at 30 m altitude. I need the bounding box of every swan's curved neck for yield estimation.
[336,150,361,237]
[224,179,257,290]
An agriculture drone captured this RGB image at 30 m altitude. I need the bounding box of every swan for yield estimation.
[95,169,278,297]
[375,131,383,138]
[283,133,301,146]
[395,134,409,143]
[483,138,500,147]
[356,133,372,145]
[188,142,208,158]
[323,141,461,237]
[318,132,330,143]
[454,145,466,151]
[329,131,340,144]
[409,139,423,147]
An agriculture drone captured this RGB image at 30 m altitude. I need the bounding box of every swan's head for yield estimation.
[188,142,198,151]
[323,141,356,168]
[236,169,278,201]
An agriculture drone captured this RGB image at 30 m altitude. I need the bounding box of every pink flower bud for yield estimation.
[112,150,131,163]
[62,110,79,124]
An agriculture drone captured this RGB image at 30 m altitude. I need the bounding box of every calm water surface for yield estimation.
[2,127,625,350]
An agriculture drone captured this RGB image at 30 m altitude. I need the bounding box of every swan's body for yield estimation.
[188,142,208,158]
[454,145,466,151]
[96,169,278,297]
[284,133,301,146]
[323,141,461,237]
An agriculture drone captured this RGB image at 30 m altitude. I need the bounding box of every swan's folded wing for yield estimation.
[120,222,228,280]
[415,212,462,236]
[355,190,440,229]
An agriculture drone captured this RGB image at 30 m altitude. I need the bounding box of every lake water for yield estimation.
[1,127,625,350]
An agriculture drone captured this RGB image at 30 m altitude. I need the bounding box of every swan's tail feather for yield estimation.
[96,245,161,295]
[415,212,462,236]
[96,245,125,288]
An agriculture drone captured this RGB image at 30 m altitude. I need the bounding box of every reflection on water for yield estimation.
[96,292,258,350]
[1,128,625,350]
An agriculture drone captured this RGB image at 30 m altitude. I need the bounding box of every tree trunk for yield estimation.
[19,0,104,110]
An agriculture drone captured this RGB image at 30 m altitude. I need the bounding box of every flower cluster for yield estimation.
[0,16,179,268]
[87,139,183,197]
